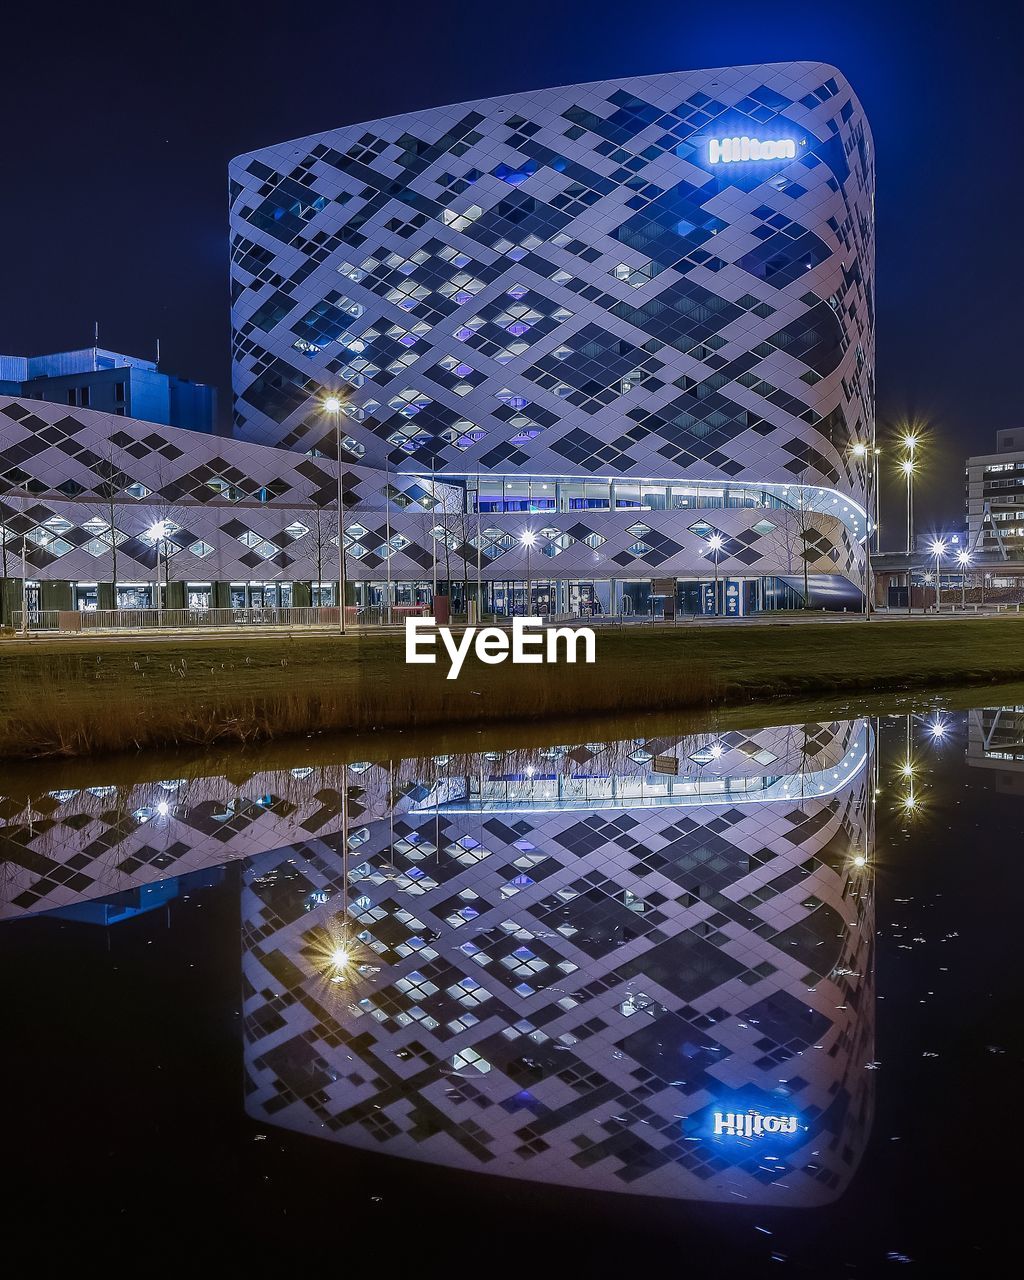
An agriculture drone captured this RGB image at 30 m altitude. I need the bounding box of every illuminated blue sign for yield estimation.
[709,137,796,164]
[711,1109,801,1138]
[688,1091,808,1145]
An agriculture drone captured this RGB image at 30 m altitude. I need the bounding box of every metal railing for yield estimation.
[8,602,461,633]
[9,605,355,632]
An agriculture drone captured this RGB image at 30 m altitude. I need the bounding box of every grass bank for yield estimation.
[1,617,1023,760]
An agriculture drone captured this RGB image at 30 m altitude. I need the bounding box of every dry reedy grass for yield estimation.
[0,636,716,759]
[3,616,1024,760]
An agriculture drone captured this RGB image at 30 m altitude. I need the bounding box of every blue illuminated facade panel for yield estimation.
[228,62,873,604]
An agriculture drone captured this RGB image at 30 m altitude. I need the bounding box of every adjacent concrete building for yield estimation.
[966,431,1024,558]
[0,346,216,433]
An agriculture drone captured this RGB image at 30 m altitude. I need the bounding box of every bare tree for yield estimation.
[94,443,133,607]
[777,472,814,608]
[308,505,338,604]
[433,477,472,615]
[0,502,12,627]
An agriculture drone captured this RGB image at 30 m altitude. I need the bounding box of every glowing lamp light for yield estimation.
[520,530,537,548]
[147,520,167,542]
[900,761,915,778]
[707,533,724,553]
[853,855,867,867]
[851,442,867,458]
[155,800,170,817]
[930,540,946,557]
[902,434,919,453]
[323,396,342,413]
[330,945,353,971]
[928,718,948,739]
[957,550,972,567]
[900,459,915,477]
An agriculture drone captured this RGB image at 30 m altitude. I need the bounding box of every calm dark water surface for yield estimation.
[2,702,1021,1273]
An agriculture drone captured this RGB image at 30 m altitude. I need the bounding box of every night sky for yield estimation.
[1,0,1020,531]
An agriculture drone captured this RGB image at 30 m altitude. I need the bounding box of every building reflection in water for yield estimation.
[238,721,875,1206]
[0,719,875,1206]
[967,704,1024,795]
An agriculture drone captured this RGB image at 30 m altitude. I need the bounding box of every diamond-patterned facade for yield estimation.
[1,63,872,609]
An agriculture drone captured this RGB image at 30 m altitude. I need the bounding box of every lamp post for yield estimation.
[323,397,346,635]
[20,530,28,637]
[900,433,920,564]
[384,447,393,626]
[521,530,536,616]
[147,520,167,627]
[708,533,723,616]
[852,442,872,617]
[957,549,971,611]
[929,539,946,612]
[899,456,916,612]
[873,446,881,554]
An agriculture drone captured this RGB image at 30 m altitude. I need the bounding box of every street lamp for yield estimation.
[929,538,945,612]
[873,446,881,553]
[850,441,872,617]
[521,530,537,615]
[147,520,168,627]
[900,457,916,556]
[323,396,346,634]
[708,533,724,616]
[957,549,971,610]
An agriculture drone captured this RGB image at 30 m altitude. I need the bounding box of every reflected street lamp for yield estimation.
[323,396,346,634]
[708,533,724,616]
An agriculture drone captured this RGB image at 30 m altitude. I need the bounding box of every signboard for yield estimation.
[711,1110,800,1138]
[725,580,741,617]
[652,754,679,776]
[709,137,797,164]
[701,582,717,615]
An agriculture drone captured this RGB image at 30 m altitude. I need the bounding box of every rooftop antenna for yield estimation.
[93,320,99,346]
[156,337,161,367]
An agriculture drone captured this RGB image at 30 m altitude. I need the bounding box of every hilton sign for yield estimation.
[708,137,797,164]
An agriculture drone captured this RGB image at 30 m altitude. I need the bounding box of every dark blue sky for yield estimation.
[1,0,1020,528]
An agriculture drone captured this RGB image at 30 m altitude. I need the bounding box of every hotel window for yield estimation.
[477,478,503,512]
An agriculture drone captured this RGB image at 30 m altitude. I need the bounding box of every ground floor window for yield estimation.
[75,583,98,611]
[117,584,152,609]
[187,583,212,609]
[230,582,293,608]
